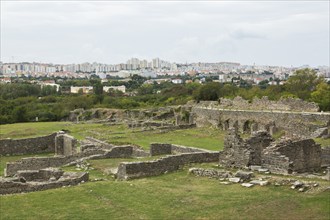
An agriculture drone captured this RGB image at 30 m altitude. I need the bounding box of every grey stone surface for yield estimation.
[0,171,88,195]
[321,147,330,167]
[0,133,57,156]
[5,146,135,177]
[250,180,269,186]
[262,138,322,174]
[191,101,330,137]
[219,129,273,168]
[188,168,232,179]
[241,183,254,188]
[228,177,241,183]
[116,152,219,180]
[150,143,172,156]
[234,171,254,181]
[55,134,77,156]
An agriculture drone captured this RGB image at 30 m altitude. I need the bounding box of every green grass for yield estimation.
[0,122,223,151]
[1,122,329,219]
[1,168,329,220]
[315,138,330,148]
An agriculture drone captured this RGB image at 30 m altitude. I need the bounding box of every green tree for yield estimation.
[285,68,324,100]
[311,82,330,111]
[13,106,28,122]
[193,82,222,101]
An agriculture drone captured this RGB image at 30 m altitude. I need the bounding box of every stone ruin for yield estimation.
[0,132,149,194]
[0,168,88,195]
[1,121,329,194]
[219,129,274,168]
[262,138,322,174]
[219,129,324,175]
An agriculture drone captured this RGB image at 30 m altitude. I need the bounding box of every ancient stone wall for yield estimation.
[0,172,88,195]
[116,152,219,180]
[150,143,172,156]
[171,144,207,153]
[217,96,320,112]
[55,134,77,156]
[149,143,213,156]
[192,106,330,137]
[262,139,322,174]
[0,133,57,156]
[321,147,330,167]
[17,168,64,182]
[219,130,273,168]
[5,146,134,177]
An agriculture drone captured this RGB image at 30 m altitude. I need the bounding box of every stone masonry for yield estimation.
[0,133,57,156]
[219,129,273,168]
[55,134,77,156]
[219,129,323,174]
[262,138,322,174]
[192,98,330,137]
[116,152,219,180]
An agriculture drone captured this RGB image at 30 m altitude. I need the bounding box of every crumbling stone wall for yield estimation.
[149,143,213,156]
[5,146,134,177]
[0,172,88,195]
[116,152,219,180]
[150,143,172,156]
[171,144,207,153]
[321,147,330,167]
[16,168,64,182]
[219,129,273,168]
[55,134,77,156]
[217,96,319,112]
[261,139,322,174]
[192,105,330,137]
[0,133,57,156]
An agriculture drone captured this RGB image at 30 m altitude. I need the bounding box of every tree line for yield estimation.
[0,68,328,124]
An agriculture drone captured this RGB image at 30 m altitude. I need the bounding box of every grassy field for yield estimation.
[0,122,224,151]
[1,167,329,220]
[0,122,329,219]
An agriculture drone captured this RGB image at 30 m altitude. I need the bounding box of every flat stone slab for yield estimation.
[258,168,269,173]
[250,180,269,186]
[228,177,241,183]
[241,183,254,188]
[250,165,262,171]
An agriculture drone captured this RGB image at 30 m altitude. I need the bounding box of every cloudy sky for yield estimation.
[1,1,329,67]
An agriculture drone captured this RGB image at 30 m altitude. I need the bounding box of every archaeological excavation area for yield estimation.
[0,98,330,219]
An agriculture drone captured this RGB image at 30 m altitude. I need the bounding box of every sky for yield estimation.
[1,0,329,67]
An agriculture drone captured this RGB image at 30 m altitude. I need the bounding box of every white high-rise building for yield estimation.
[152,58,160,69]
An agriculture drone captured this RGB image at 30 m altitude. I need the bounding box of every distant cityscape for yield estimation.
[1,58,329,84]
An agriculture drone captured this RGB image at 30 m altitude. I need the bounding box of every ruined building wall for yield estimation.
[262,139,322,174]
[321,147,330,167]
[5,146,134,177]
[191,106,330,137]
[0,172,88,195]
[149,143,208,156]
[219,130,273,168]
[0,133,57,156]
[217,96,320,112]
[117,152,219,180]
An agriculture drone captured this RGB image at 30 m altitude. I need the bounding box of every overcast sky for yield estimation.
[1,1,329,67]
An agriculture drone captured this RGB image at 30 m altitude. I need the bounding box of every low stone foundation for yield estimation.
[0,171,88,195]
[149,143,211,156]
[5,146,134,177]
[116,152,219,180]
